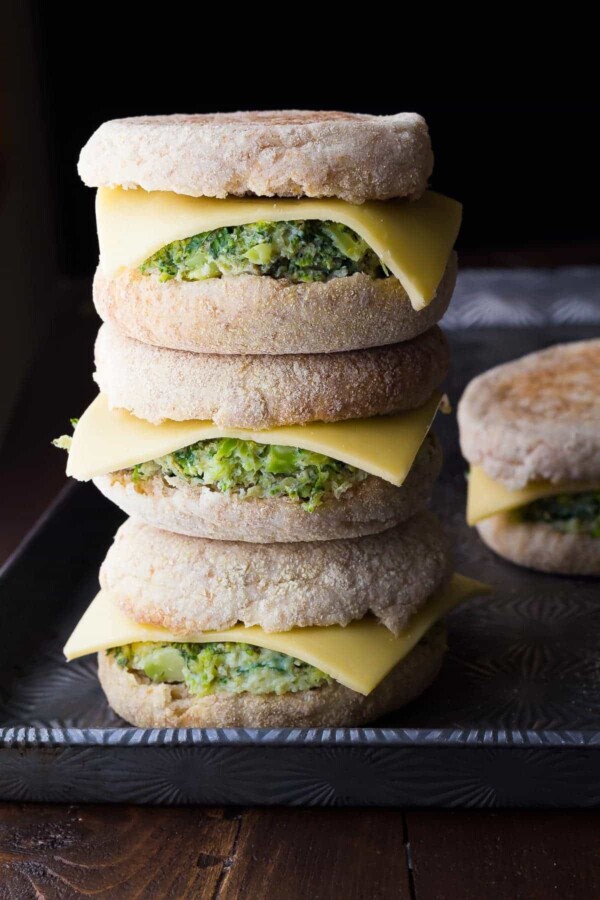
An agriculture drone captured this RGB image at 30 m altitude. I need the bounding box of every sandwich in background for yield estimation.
[458,340,600,575]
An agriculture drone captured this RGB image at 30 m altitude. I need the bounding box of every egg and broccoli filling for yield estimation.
[110,642,331,696]
[127,437,368,512]
[54,427,371,512]
[518,491,600,537]
[139,220,387,284]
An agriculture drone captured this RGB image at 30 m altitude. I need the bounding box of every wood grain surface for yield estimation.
[218,808,410,900]
[0,805,411,899]
[0,805,239,898]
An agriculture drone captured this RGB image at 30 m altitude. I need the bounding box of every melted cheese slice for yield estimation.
[64,574,489,695]
[67,392,443,486]
[467,465,600,525]
[96,187,462,311]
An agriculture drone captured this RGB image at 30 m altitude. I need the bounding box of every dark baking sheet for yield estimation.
[1,325,599,807]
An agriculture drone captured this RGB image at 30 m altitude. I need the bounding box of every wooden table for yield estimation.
[1,269,599,898]
[1,805,598,897]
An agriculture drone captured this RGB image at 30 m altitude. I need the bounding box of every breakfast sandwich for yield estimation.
[458,340,600,575]
[59,348,447,543]
[64,517,488,727]
[78,111,461,356]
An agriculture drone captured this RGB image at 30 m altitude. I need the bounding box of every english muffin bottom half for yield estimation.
[92,254,457,356]
[58,327,449,542]
[65,522,487,728]
[459,340,600,575]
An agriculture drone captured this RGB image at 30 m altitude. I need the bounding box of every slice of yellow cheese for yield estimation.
[96,187,462,311]
[67,391,443,486]
[467,465,600,526]
[64,574,489,695]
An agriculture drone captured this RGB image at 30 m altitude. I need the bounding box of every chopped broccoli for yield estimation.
[128,437,367,512]
[52,417,78,453]
[109,641,331,696]
[52,435,72,451]
[519,491,600,537]
[140,220,386,284]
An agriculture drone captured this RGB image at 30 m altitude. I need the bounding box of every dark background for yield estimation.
[31,11,600,276]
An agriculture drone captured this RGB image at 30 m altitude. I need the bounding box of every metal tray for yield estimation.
[1,325,599,807]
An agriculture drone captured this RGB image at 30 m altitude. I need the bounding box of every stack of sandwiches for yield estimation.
[459,340,600,575]
[60,110,485,727]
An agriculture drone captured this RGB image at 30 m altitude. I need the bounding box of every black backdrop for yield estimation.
[32,10,600,276]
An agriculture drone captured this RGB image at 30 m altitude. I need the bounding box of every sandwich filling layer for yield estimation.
[56,429,368,512]
[61,392,443,487]
[140,220,385,284]
[64,575,489,695]
[110,642,331,696]
[96,188,462,310]
[466,465,600,527]
[518,491,600,537]
[123,437,367,512]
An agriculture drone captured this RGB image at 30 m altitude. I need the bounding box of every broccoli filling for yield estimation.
[519,491,600,537]
[128,437,367,512]
[53,425,368,513]
[110,642,331,696]
[139,220,387,284]
[51,418,78,452]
